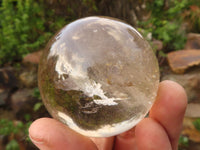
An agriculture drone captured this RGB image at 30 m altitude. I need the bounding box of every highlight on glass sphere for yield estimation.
[38,16,160,137]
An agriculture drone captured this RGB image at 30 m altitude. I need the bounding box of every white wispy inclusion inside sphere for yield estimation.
[38,16,160,137]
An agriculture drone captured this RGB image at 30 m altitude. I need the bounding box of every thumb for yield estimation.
[29,118,97,150]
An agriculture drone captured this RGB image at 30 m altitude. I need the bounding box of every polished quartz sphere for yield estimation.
[38,16,160,137]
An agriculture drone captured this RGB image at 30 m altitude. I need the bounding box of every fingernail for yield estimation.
[29,135,44,145]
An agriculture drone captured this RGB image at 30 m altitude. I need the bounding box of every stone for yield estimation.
[0,67,18,89]
[167,49,200,74]
[0,137,3,150]
[182,128,200,143]
[38,16,160,137]
[162,68,200,102]
[11,89,33,113]
[152,40,163,51]
[185,103,200,118]
[182,117,200,142]
[19,71,37,88]
[185,33,200,50]
[0,89,9,106]
[0,108,15,120]
[23,50,42,64]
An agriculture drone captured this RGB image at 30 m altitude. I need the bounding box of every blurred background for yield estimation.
[0,0,200,149]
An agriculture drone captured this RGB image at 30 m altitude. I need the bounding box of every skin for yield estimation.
[29,80,187,150]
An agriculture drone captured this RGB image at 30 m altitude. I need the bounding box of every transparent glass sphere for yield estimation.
[38,16,160,137]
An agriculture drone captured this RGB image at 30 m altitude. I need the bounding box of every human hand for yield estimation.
[29,80,187,150]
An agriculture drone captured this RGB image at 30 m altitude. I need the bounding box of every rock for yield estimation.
[23,50,42,64]
[167,49,200,74]
[185,33,200,49]
[162,68,200,102]
[185,103,200,118]
[0,67,18,89]
[0,89,9,106]
[11,89,34,114]
[0,109,15,120]
[0,109,16,150]
[19,71,37,88]
[182,127,200,143]
[187,142,200,150]
[10,88,47,120]
[182,117,200,142]
[152,40,163,51]
[0,137,3,150]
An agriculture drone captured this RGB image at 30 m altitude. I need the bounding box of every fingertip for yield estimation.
[29,118,55,149]
[151,80,187,119]
[159,80,187,108]
[135,118,171,150]
[29,118,50,143]
[29,118,97,150]
[150,80,187,149]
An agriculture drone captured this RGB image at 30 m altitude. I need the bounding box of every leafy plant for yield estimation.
[0,119,23,136]
[82,0,98,12]
[193,118,200,131]
[178,135,189,150]
[138,0,193,50]
[6,140,20,150]
[0,118,32,148]
[33,87,43,111]
[33,87,41,100]
[182,5,200,32]
[0,0,51,65]
[33,102,43,112]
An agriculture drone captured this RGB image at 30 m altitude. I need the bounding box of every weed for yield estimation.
[0,0,51,65]
[193,118,200,131]
[0,118,32,149]
[138,0,197,51]
[178,135,189,150]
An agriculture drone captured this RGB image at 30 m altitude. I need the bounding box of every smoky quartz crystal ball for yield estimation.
[38,16,160,137]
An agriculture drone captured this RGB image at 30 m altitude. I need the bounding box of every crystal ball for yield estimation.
[38,16,160,137]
